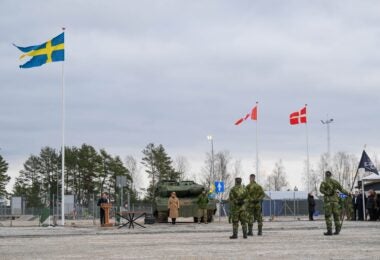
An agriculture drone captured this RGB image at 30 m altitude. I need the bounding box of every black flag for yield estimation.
[358,150,378,175]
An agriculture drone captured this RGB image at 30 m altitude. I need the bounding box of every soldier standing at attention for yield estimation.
[246,174,265,236]
[319,171,350,236]
[229,177,248,239]
[197,190,209,224]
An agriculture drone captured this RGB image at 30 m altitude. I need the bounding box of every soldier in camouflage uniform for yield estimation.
[246,174,265,236]
[196,190,209,224]
[229,177,248,239]
[319,171,350,236]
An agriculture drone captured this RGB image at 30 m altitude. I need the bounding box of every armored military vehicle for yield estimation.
[153,180,217,223]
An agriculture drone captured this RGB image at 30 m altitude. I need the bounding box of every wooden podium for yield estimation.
[100,203,113,227]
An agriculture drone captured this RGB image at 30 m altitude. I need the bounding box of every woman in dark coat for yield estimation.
[366,189,377,221]
[376,193,380,220]
[307,193,316,221]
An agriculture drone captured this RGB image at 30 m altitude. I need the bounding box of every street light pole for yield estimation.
[321,117,334,168]
[207,135,214,184]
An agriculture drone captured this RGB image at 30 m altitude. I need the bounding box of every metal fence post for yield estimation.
[293,191,296,219]
[93,193,95,225]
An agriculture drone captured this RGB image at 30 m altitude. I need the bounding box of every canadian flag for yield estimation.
[235,105,258,125]
[290,106,307,125]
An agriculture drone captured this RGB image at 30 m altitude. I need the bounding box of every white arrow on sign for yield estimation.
[217,182,222,192]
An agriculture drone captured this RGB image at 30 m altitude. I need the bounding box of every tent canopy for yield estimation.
[362,173,380,181]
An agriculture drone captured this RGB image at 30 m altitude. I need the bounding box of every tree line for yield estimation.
[12,144,133,208]
[1,143,379,207]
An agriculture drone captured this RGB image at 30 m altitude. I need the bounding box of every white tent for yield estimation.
[362,173,380,181]
[359,173,380,220]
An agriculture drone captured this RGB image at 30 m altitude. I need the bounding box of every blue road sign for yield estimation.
[214,181,225,193]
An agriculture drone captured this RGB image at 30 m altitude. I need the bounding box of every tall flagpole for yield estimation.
[61,27,66,226]
[305,104,310,192]
[255,101,259,183]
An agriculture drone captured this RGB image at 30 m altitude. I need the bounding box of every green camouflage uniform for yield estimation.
[196,193,209,223]
[319,176,349,234]
[246,180,265,235]
[229,182,248,238]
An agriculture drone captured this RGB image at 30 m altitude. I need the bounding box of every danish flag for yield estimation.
[290,106,307,125]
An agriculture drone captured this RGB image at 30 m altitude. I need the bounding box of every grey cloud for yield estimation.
[1,1,380,190]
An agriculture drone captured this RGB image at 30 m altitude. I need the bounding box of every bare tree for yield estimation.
[214,151,234,200]
[302,162,320,195]
[125,155,140,193]
[200,152,213,189]
[173,155,189,181]
[232,159,242,179]
[332,152,357,190]
[200,150,236,199]
[317,153,330,183]
[265,160,289,191]
[371,153,380,173]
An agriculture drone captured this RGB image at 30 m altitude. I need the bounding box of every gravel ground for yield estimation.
[0,217,379,259]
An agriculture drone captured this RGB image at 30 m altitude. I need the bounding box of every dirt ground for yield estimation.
[0,217,379,259]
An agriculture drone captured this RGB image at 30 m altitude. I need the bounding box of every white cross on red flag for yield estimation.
[289,106,307,125]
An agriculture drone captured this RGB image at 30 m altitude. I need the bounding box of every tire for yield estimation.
[207,210,214,223]
[157,211,168,223]
[193,217,198,223]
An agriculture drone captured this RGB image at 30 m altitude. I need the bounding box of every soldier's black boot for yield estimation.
[242,225,248,239]
[247,225,253,236]
[230,228,238,239]
[334,226,341,235]
[257,226,262,236]
[324,229,333,236]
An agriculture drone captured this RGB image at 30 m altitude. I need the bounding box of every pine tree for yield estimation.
[13,155,44,207]
[141,143,179,201]
[0,155,10,197]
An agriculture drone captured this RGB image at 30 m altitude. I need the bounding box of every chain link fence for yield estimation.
[219,199,324,218]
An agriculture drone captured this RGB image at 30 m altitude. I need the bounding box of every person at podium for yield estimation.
[97,192,109,225]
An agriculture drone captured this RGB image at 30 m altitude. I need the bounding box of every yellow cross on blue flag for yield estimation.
[14,32,64,68]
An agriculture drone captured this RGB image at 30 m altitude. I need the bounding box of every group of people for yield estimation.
[165,173,265,239]
[167,189,210,225]
[352,189,380,221]
[166,171,352,238]
[97,170,376,238]
[228,174,265,239]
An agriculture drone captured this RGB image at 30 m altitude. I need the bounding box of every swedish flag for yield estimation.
[14,32,64,68]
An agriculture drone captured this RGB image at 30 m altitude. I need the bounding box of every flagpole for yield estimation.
[305,104,310,192]
[350,168,359,192]
[361,178,365,220]
[61,27,66,226]
[255,101,259,182]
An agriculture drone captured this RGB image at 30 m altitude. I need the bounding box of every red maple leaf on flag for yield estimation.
[235,105,258,125]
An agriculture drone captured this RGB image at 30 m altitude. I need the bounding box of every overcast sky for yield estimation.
[1,1,380,192]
